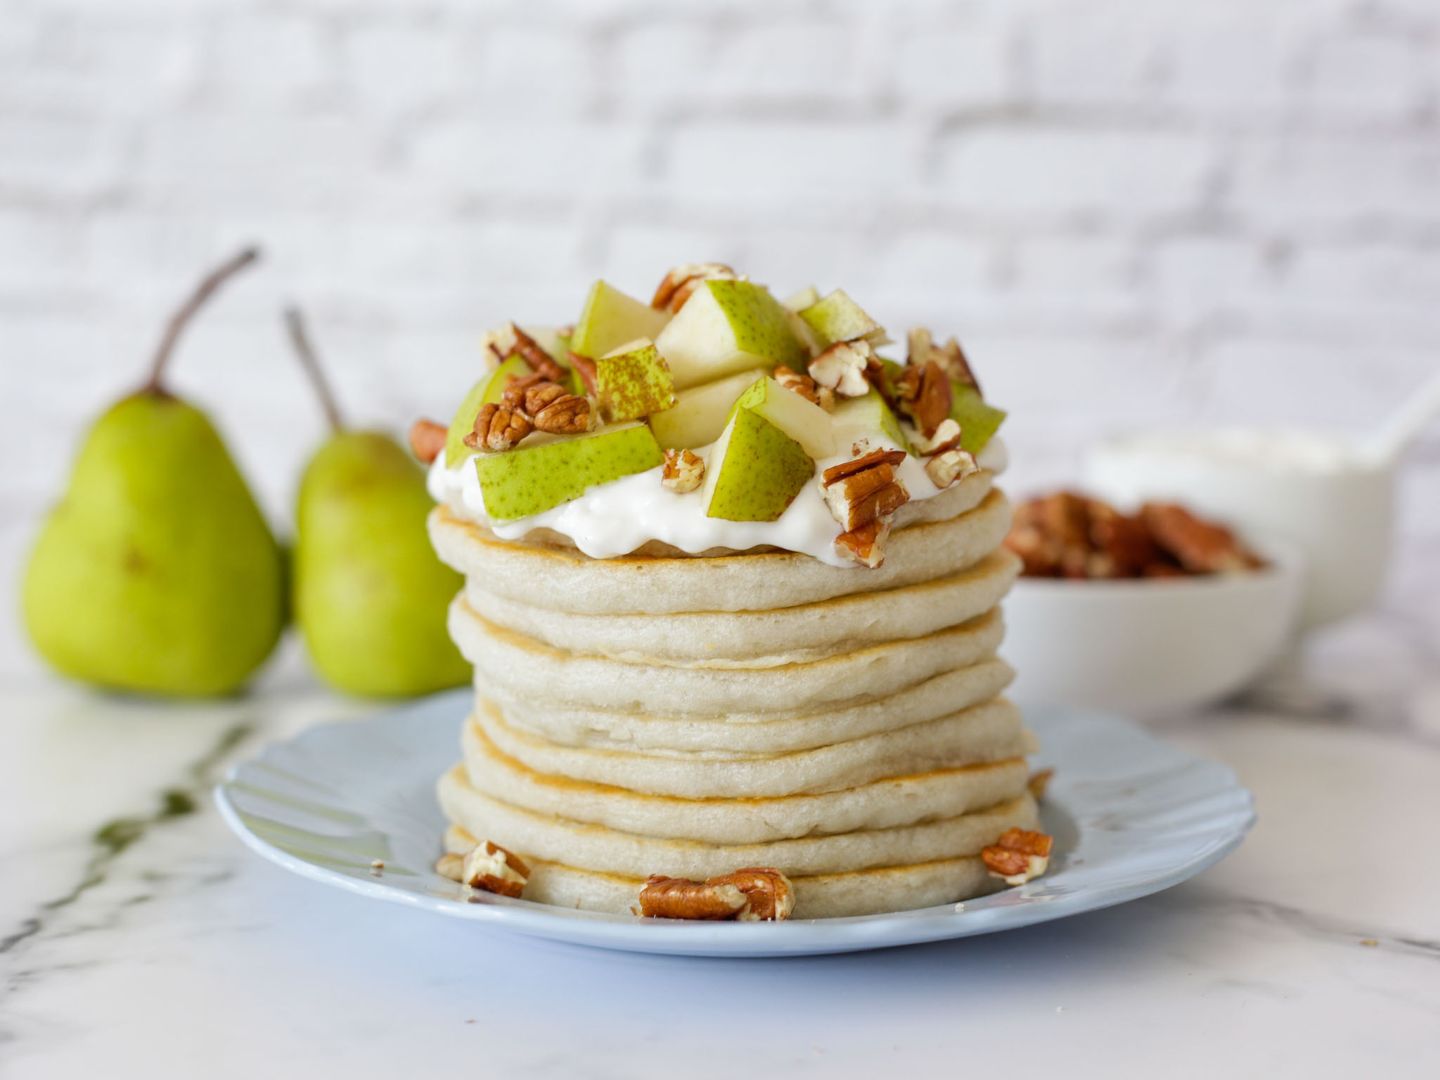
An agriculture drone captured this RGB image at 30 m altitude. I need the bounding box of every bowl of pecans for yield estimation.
[1000,492,1304,715]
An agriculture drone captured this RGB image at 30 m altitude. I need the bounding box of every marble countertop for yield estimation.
[3,553,1439,1078]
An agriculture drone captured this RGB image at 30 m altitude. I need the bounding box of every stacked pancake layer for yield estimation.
[431,471,1036,918]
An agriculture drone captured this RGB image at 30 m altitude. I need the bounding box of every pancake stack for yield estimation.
[429,466,1039,919]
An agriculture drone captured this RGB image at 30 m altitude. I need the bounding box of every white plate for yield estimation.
[216,691,1254,958]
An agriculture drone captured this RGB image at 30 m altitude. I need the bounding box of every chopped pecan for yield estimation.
[808,340,873,398]
[567,351,598,395]
[897,359,952,439]
[908,327,981,395]
[638,876,747,920]
[507,322,566,382]
[661,448,705,493]
[913,417,962,456]
[835,519,892,568]
[464,403,532,451]
[408,418,447,463]
[821,449,910,532]
[461,840,530,899]
[637,866,794,921]
[773,365,832,410]
[981,827,1053,886]
[1141,502,1263,574]
[651,263,737,313]
[531,392,592,434]
[924,447,979,489]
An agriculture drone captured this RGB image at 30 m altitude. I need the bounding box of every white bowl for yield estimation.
[1001,541,1305,716]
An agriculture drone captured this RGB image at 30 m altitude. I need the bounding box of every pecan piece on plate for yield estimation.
[460,840,531,899]
[637,866,794,921]
[981,828,1054,886]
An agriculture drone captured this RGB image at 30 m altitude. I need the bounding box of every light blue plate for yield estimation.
[216,691,1254,958]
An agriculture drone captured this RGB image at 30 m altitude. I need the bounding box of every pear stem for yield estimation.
[144,246,261,394]
[284,306,345,433]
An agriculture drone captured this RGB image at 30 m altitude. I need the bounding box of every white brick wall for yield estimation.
[3,0,1438,674]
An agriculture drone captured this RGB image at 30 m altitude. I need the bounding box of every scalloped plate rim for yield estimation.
[216,691,1255,958]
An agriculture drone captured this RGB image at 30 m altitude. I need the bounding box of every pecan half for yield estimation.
[981,827,1053,886]
[464,403,532,451]
[651,262,737,313]
[461,840,531,899]
[531,392,592,434]
[637,866,794,921]
[408,418,447,463]
[500,371,549,410]
[808,340,873,399]
[661,448,705,493]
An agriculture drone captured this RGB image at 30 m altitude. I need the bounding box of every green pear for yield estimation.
[649,367,768,449]
[286,308,468,697]
[702,408,814,522]
[571,281,670,360]
[832,389,909,453]
[950,383,1007,455]
[595,340,676,422]
[732,375,836,459]
[22,248,285,697]
[654,279,809,389]
[475,422,665,521]
[798,289,886,347]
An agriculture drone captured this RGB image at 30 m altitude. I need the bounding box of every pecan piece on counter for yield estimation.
[661,448,705,493]
[651,262,737,313]
[464,403,533,452]
[637,867,794,921]
[981,828,1054,886]
[407,418,447,463]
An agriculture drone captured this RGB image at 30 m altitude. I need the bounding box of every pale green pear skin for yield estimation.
[294,431,468,698]
[22,393,285,696]
[571,281,670,359]
[703,409,814,522]
[733,376,836,459]
[798,289,880,347]
[656,280,810,389]
[475,423,665,521]
[950,384,1006,454]
[596,342,676,422]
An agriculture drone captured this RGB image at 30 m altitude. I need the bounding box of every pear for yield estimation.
[475,422,665,521]
[798,289,887,347]
[571,281,670,360]
[595,340,676,422]
[702,408,814,522]
[782,285,821,312]
[22,248,285,697]
[648,367,769,450]
[285,308,468,697]
[654,279,809,389]
[950,383,1007,455]
[732,375,836,459]
[832,390,910,453]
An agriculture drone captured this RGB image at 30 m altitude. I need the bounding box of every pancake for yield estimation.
[445,825,1005,918]
[465,548,1020,666]
[484,657,1016,754]
[450,601,1006,716]
[472,697,1031,798]
[462,719,1030,843]
[429,485,1011,616]
[438,766,1039,879]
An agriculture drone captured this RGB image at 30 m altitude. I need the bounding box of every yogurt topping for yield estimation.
[429,432,1007,568]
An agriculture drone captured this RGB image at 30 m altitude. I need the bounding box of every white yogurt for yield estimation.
[429,432,1008,567]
